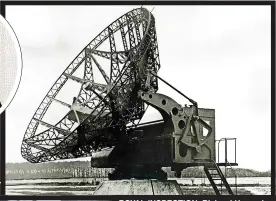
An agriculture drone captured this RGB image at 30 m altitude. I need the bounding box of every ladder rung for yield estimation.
[204,161,235,195]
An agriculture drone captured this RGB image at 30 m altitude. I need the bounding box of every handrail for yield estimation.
[216,138,237,164]
[226,160,238,195]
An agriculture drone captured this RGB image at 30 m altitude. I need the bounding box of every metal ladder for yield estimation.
[216,137,238,195]
[204,160,234,195]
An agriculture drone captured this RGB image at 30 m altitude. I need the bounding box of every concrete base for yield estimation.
[93,179,183,195]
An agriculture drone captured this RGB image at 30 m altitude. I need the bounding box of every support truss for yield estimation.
[22,8,161,163]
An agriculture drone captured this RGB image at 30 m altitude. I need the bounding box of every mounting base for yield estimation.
[107,165,168,180]
[93,179,183,195]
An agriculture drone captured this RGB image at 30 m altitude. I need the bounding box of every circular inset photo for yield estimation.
[0,14,22,113]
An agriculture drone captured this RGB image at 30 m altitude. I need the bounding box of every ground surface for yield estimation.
[6,177,271,195]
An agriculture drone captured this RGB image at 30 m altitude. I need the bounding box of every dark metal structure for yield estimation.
[21,8,237,195]
[21,8,159,162]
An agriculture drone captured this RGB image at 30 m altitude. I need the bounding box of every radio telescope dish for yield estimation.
[21,8,160,163]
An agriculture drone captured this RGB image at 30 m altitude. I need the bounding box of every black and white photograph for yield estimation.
[4,5,271,195]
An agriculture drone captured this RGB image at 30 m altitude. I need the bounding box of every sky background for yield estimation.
[5,5,271,171]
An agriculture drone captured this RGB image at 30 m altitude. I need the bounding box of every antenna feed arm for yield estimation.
[188,98,198,107]
[148,70,199,111]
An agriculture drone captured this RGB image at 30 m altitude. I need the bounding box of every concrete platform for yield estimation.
[93,179,183,195]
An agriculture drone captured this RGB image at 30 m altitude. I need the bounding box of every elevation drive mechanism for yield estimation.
[22,9,236,192]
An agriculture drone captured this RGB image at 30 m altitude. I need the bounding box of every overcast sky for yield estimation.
[5,5,271,171]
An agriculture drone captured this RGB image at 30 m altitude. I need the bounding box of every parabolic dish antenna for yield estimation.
[22,8,160,163]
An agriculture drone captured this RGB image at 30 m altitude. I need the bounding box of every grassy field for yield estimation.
[7,184,269,195]
[6,178,271,195]
[181,186,253,195]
